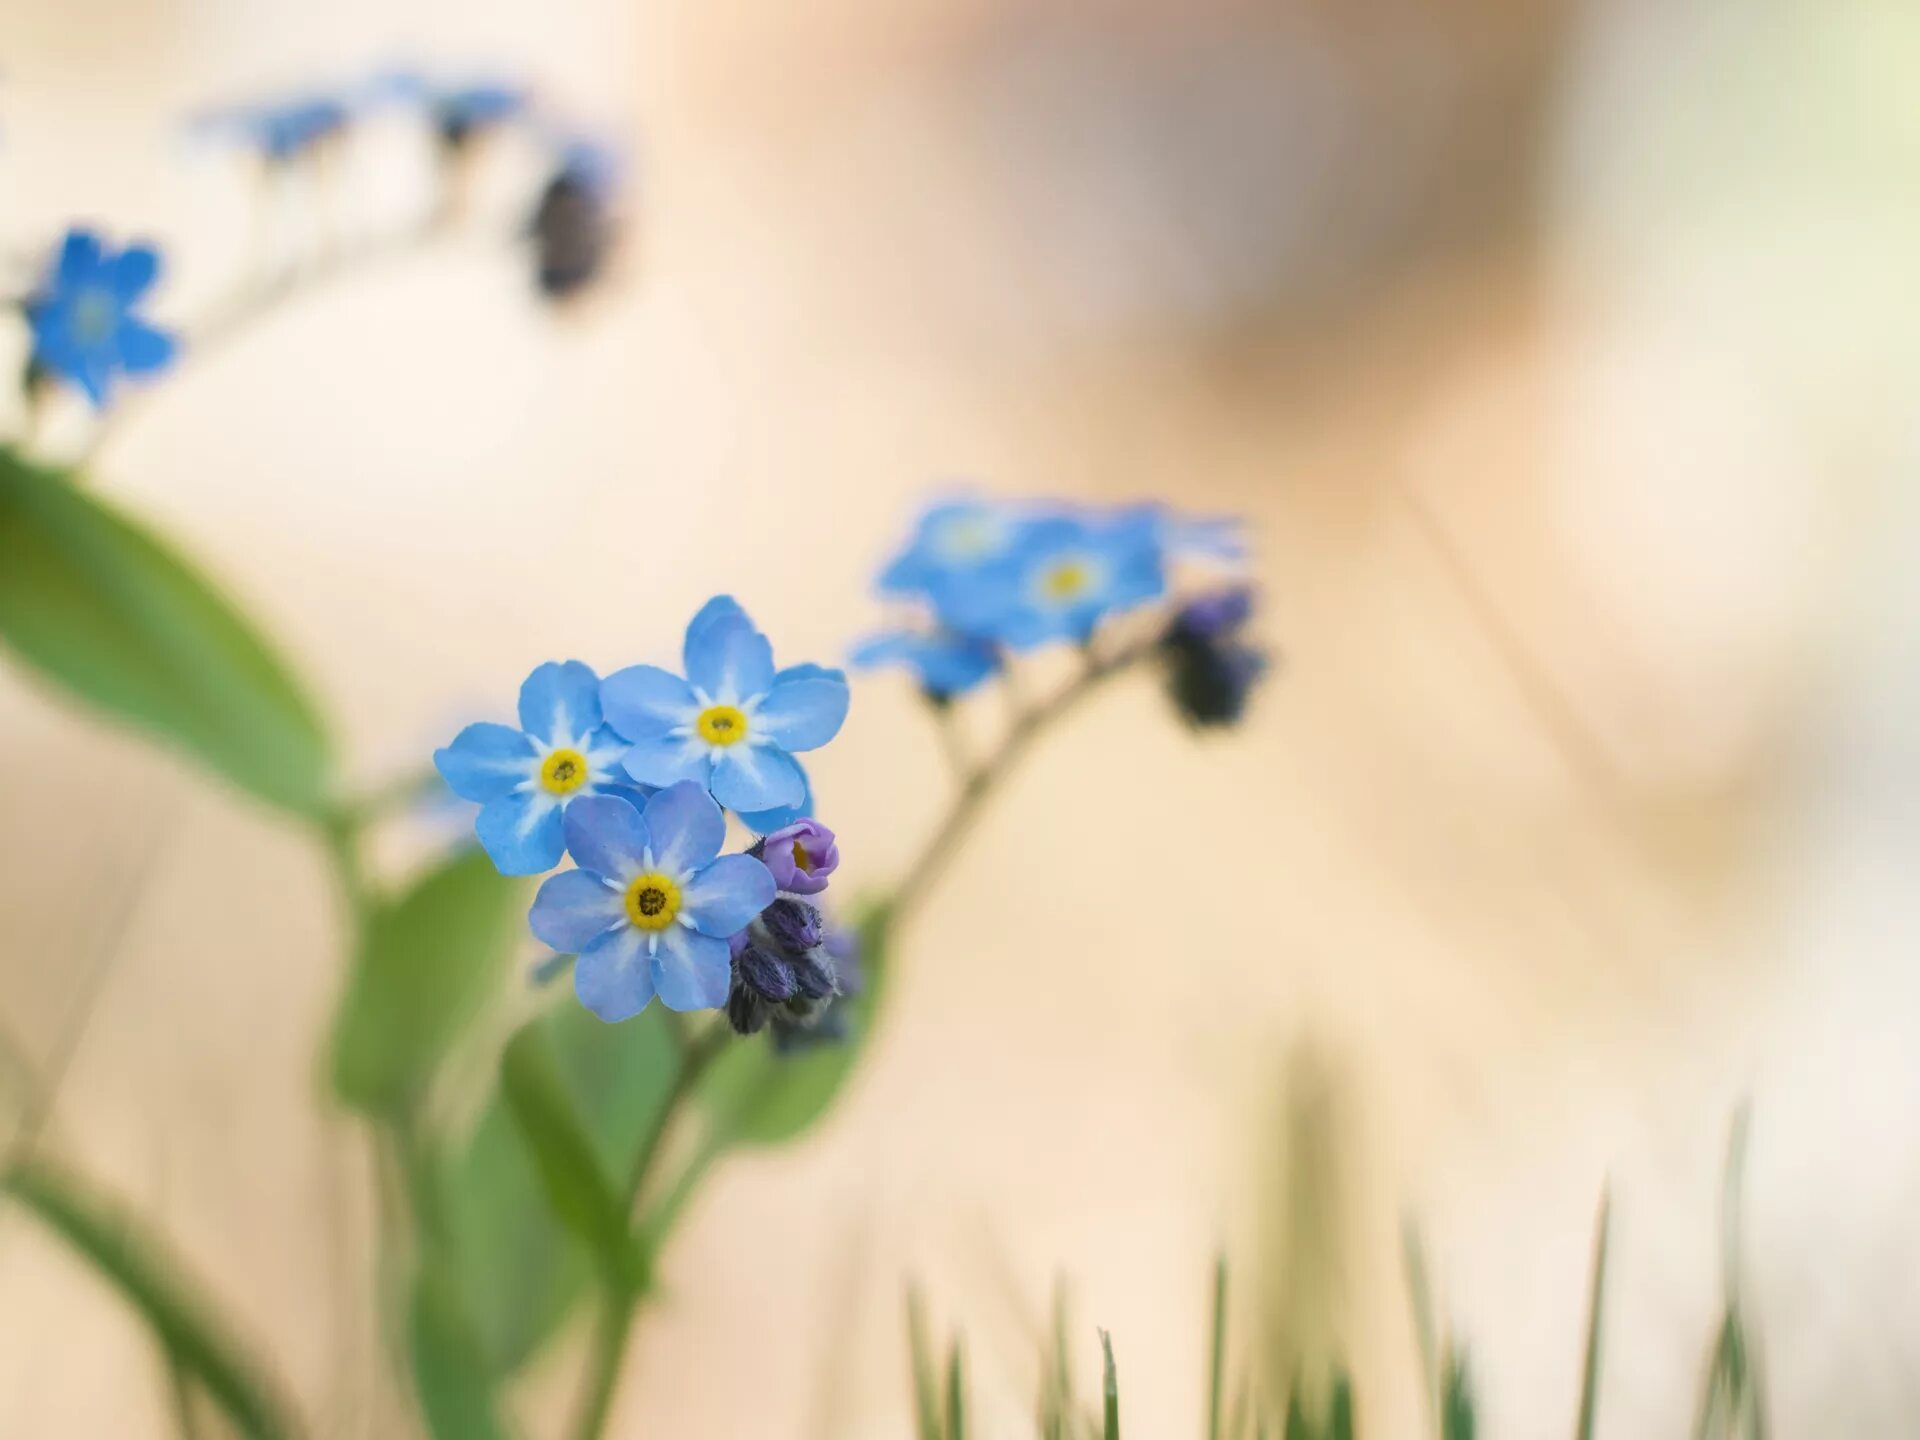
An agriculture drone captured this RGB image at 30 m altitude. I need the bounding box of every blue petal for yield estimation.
[735,762,812,834]
[621,731,713,791]
[561,793,651,880]
[640,781,726,874]
[108,245,160,300]
[684,611,774,701]
[775,662,846,686]
[434,721,536,801]
[600,664,696,741]
[518,660,602,744]
[54,230,103,286]
[475,791,565,874]
[684,595,749,662]
[649,926,731,1011]
[529,868,625,952]
[681,854,775,937]
[574,926,655,1021]
[115,318,176,375]
[754,673,849,752]
[709,743,805,813]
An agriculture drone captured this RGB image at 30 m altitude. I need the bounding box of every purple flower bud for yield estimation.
[1170,586,1255,643]
[761,818,839,895]
[727,985,768,1035]
[791,952,837,1001]
[760,898,824,957]
[736,942,798,1003]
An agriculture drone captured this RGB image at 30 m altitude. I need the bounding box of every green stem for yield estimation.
[891,639,1154,924]
[565,1020,733,1440]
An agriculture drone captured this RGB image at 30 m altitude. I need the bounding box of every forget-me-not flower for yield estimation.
[878,497,1029,600]
[601,597,850,816]
[530,784,775,1020]
[193,95,350,162]
[435,660,642,875]
[936,510,1166,650]
[850,627,1000,699]
[26,230,178,408]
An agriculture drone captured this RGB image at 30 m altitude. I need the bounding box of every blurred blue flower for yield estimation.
[937,510,1166,650]
[434,660,644,875]
[193,95,350,162]
[25,230,178,408]
[529,784,775,1020]
[879,497,1031,601]
[601,596,850,817]
[851,627,1000,699]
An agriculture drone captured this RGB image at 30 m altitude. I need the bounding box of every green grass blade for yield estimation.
[2,1155,303,1439]
[1329,1373,1354,1440]
[1574,1190,1612,1440]
[1100,1329,1120,1440]
[945,1339,967,1440]
[906,1286,942,1440]
[1208,1256,1228,1440]
[1442,1353,1477,1440]
[1403,1225,1440,1428]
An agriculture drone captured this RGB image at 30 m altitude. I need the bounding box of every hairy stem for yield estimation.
[891,638,1154,924]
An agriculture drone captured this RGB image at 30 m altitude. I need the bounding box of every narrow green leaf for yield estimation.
[1,1154,302,1439]
[907,1285,942,1440]
[497,1022,635,1286]
[945,1339,968,1440]
[408,1260,510,1440]
[1441,1353,1476,1440]
[1574,1190,1612,1440]
[1208,1256,1228,1440]
[1283,1389,1310,1440]
[1327,1373,1354,1440]
[329,849,522,1116]
[443,1003,678,1374]
[698,902,891,1147]
[0,449,331,818]
[1100,1329,1120,1440]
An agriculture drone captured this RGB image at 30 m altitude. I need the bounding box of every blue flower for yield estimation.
[850,627,1000,699]
[935,510,1166,650]
[878,497,1030,600]
[600,597,850,817]
[529,784,775,1020]
[193,95,350,162]
[434,660,644,875]
[25,230,178,408]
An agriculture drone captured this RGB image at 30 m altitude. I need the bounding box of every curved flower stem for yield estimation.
[890,637,1156,926]
[566,1018,733,1440]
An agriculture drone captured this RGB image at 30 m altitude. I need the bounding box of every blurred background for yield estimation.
[1,0,1917,1433]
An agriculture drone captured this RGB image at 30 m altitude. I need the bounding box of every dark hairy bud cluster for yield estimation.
[727,898,844,1039]
[1158,586,1268,728]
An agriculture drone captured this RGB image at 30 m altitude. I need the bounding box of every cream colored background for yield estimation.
[0,0,1917,1434]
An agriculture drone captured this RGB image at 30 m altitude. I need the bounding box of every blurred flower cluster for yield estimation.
[436,598,855,1037]
[13,63,626,418]
[856,494,1266,727]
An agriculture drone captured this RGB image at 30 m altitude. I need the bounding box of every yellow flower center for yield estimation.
[623,872,681,931]
[539,747,590,795]
[791,842,814,874]
[69,288,118,345]
[696,704,749,746]
[940,515,997,558]
[1042,559,1092,601]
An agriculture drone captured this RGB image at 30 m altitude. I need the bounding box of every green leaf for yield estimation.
[497,1021,636,1289]
[945,1338,968,1440]
[0,449,330,818]
[1100,1329,1120,1440]
[1441,1354,1476,1440]
[698,902,892,1147]
[442,1003,678,1374]
[1,1154,302,1440]
[329,849,523,1116]
[1207,1256,1228,1440]
[907,1285,943,1440]
[1327,1374,1353,1440]
[1574,1191,1612,1440]
[408,1259,511,1440]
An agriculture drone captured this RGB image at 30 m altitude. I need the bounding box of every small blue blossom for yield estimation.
[529,784,775,1021]
[935,510,1166,650]
[850,628,1000,699]
[193,95,350,162]
[25,230,178,408]
[601,597,851,817]
[878,497,1030,601]
[434,660,645,875]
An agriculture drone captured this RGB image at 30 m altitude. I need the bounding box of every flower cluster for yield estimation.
[854,494,1265,724]
[436,598,852,1029]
